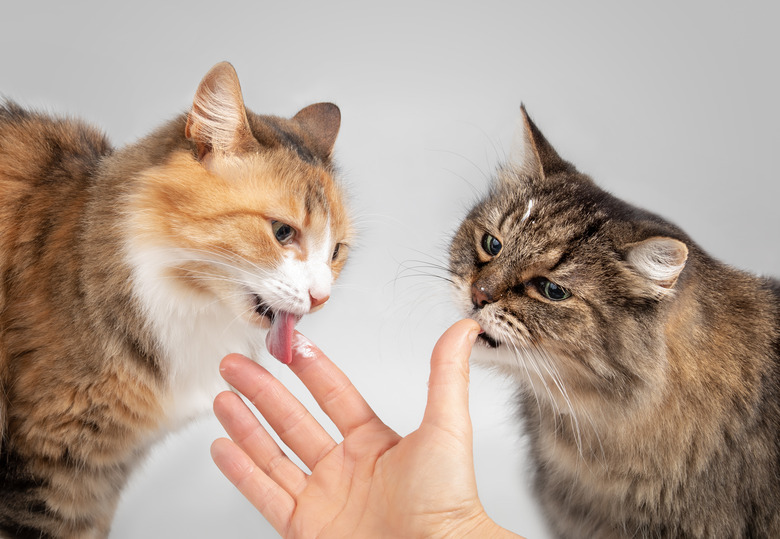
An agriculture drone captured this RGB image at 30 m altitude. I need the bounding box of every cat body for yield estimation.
[0,63,351,537]
[450,108,780,537]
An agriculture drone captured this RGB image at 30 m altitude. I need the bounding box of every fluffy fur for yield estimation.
[450,107,780,537]
[0,62,352,537]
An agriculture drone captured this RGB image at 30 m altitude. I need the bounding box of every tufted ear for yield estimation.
[185,61,254,161]
[293,102,341,159]
[509,105,574,178]
[625,236,689,293]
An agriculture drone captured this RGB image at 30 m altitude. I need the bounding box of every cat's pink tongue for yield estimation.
[266,312,299,364]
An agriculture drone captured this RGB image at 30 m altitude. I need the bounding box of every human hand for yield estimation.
[211,319,523,538]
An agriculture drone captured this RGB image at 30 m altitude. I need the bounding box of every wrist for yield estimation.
[441,509,524,539]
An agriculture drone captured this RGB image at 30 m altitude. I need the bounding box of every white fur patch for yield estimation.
[267,221,333,311]
[521,198,534,223]
[124,219,336,428]
[626,237,688,294]
[125,244,267,428]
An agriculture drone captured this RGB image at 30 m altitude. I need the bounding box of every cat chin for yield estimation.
[470,341,526,379]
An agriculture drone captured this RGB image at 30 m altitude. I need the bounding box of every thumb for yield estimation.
[423,319,481,431]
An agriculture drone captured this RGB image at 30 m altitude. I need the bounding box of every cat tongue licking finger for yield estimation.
[266,311,300,364]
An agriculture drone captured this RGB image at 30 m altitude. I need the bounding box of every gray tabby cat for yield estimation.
[449,107,780,538]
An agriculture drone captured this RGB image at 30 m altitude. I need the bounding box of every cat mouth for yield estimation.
[253,295,276,324]
[478,331,500,348]
[253,294,302,364]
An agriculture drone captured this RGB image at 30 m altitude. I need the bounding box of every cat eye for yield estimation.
[481,233,502,257]
[537,279,572,301]
[271,221,296,245]
[332,242,342,261]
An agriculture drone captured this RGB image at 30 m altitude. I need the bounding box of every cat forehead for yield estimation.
[477,172,684,269]
[244,108,338,166]
[475,183,573,230]
[466,180,613,264]
[210,151,343,207]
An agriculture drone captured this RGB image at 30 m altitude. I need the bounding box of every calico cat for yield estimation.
[450,107,780,538]
[0,62,352,538]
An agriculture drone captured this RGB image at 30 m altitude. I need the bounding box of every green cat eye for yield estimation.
[538,279,572,301]
[272,221,296,245]
[481,233,502,257]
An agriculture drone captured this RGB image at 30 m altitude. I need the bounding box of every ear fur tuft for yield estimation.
[185,61,253,160]
[626,236,688,294]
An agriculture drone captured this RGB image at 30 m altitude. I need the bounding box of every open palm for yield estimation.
[212,320,520,538]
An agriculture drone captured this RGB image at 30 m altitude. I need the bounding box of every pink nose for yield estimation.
[309,293,330,309]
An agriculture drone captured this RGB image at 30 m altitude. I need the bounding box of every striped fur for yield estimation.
[0,63,352,537]
[450,108,780,537]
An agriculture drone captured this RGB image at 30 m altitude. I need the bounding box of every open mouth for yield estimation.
[253,294,302,365]
[478,331,500,348]
[253,295,276,321]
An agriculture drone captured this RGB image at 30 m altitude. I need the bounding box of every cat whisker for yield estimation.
[397,261,457,279]
[164,270,259,302]
[442,168,484,200]
[392,257,458,292]
[174,253,272,283]
[141,241,274,282]
[542,343,607,467]
[401,248,458,270]
[349,212,407,230]
[397,257,456,273]
[494,315,587,459]
[507,340,544,428]
[537,347,584,460]
[524,345,565,449]
[392,270,456,287]
[228,303,267,339]
[425,146,494,186]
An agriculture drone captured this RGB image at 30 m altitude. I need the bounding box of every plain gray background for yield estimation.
[2,2,779,537]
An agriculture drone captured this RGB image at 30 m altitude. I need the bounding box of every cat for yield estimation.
[0,62,352,538]
[449,107,780,538]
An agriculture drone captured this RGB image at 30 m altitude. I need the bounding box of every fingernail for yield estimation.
[218,355,233,374]
[466,320,482,343]
[219,354,252,379]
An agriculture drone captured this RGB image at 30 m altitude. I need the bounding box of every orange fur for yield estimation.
[0,62,352,537]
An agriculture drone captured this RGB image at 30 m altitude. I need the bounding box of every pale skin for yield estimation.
[211,319,524,538]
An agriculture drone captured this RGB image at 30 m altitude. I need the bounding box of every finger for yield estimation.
[213,391,308,496]
[287,332,386,438]
[219,354,337,472]
[423,319,481,432]
[211,437,294,536]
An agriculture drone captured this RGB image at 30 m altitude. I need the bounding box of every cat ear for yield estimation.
[185,61,254,160]
[293,102,341,159]
[509,105,573,178]
[625,237,688,293]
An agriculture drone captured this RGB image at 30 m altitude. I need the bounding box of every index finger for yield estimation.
[287,332,386,437]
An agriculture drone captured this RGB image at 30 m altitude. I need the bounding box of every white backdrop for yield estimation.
[2,2,778,537]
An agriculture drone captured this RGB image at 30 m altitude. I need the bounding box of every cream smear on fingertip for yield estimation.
[292,333,317,360]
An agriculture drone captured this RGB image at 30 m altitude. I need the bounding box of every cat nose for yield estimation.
[471,284,495,309]
[309,293,330,310]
